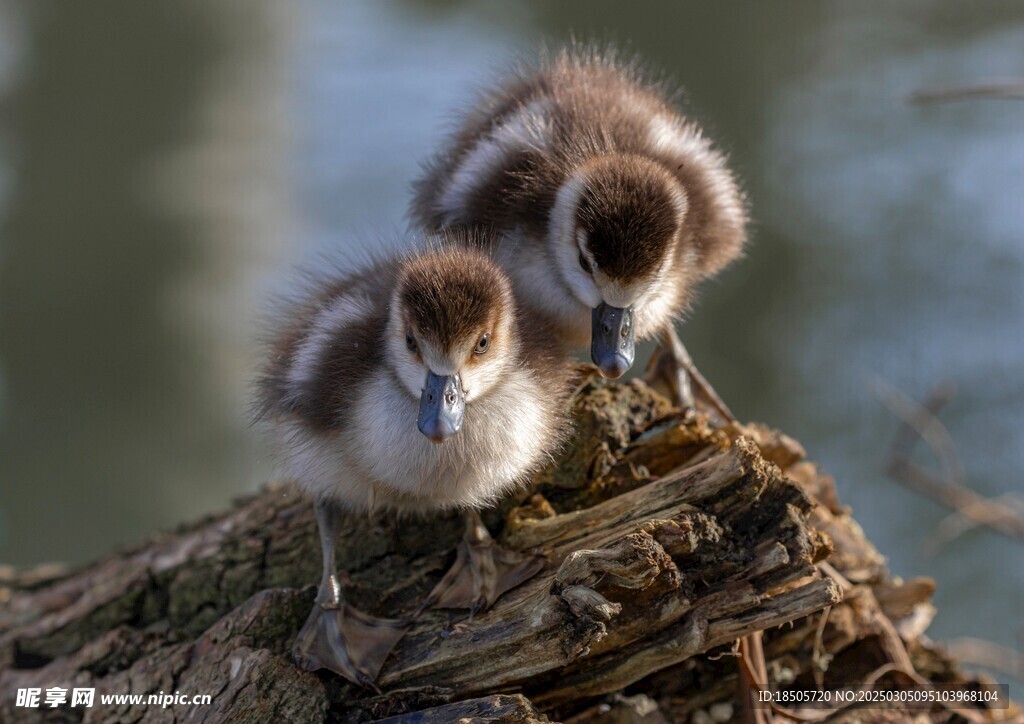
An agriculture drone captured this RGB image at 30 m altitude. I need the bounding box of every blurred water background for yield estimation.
[0,0,1021,683]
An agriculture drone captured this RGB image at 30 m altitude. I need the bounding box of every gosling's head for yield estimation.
[387,247,517,443]
[551,154,687,379]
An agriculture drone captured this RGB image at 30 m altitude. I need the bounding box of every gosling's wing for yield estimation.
[257,265,394,435]
[410,60,557,239]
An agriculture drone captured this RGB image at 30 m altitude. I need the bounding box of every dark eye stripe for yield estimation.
[578,251,591,273]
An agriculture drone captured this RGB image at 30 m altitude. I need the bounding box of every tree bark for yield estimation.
[0,375,1013,722]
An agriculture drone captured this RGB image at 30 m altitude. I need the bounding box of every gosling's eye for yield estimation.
[578,251,591,273]
[405,331,418,353]
[474,333,491,355]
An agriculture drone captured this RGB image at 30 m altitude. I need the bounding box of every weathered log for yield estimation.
[0,376,1013,723]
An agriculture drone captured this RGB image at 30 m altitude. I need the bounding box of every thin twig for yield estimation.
[924,493,1024,556]
[876,380,1024,543]
[738,631,774,724]
[946,637,1024,683]
[910,80,1024,104]
[811,606,832,692]
[872,378,965,485]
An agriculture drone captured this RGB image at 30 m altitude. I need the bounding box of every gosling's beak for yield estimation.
[417,372,465,443]
[591,302,635,379]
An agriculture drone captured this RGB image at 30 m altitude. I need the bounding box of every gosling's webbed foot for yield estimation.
[645,327,736,424]
[426,514,543,614]
[645,340,697,418]
[427,538,543,614]
[293,599,409,690]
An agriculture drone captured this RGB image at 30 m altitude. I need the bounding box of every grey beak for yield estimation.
[417,372,465,443]
[591,302,635,379]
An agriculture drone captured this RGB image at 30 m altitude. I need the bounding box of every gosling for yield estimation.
[256,239,572,687]
[411,45,748,418]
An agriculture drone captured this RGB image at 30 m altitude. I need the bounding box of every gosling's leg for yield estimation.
[645,326,737,424]
[293,499,409,689]
[425,509,543,615]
